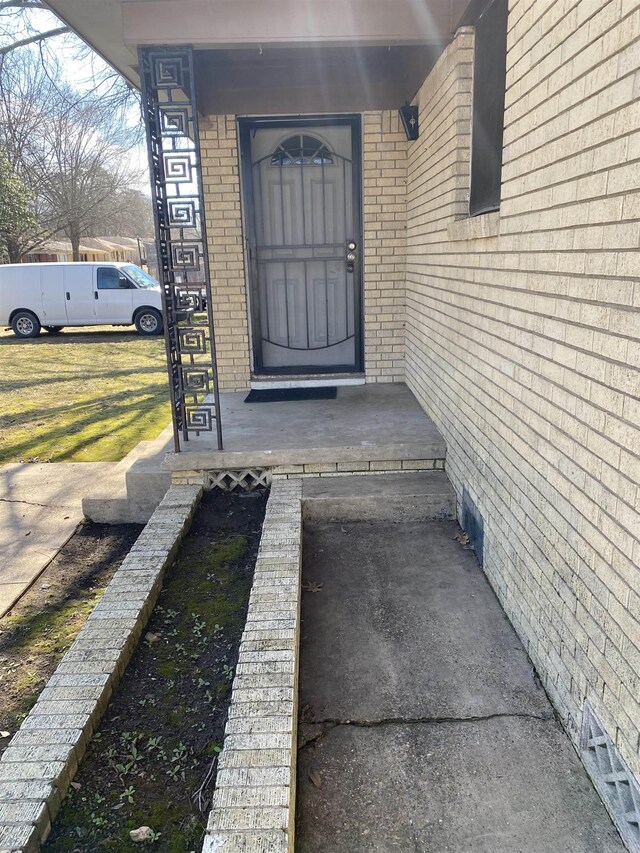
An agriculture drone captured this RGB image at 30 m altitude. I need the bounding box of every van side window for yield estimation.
[97,268,123,289]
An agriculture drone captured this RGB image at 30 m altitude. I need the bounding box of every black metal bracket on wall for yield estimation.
[138,45,223,452]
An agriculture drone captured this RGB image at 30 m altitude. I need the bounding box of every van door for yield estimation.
[64,266,96,324]
[95,267,135,324]
[40,266,66,325]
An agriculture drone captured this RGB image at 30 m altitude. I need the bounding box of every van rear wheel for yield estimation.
[12,311,41,339]
[134,308,163,336]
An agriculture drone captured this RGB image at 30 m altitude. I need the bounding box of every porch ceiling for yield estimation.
[45,0,472,109]
[193,44,442,114]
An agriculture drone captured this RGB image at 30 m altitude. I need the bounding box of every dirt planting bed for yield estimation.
[43,488,268,853]
[0,522,143,752]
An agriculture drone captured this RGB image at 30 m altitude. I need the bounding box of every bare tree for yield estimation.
[0,1,69,57]
[0,51,141,259]
[29,95,139,259]
[91,188,155,238]
[0,1,141,123]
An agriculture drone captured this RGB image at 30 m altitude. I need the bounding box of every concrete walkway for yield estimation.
[0,461,114,616]
[296,520,624,852]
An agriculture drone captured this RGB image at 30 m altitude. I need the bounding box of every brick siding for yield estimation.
[200,114,251,392]
[362,111,407,382]
[405,3,640,776]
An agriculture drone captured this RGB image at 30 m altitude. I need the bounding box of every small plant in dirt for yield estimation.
[43,490,267,853]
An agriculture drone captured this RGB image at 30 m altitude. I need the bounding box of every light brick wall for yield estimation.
[362,111,407,382]
[200,114,251,391]
[405,3,640,776]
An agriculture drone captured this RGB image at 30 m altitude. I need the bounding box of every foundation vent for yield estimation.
[204,469,271,492]
[581,701,640,852]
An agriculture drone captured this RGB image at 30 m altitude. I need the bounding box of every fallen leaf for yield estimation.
[70,782,81,791]
[453,531,469,545]
[309,769,322,789]
[145,632,160,644]
[0,731,10,738]
[302,582,323,593]
[112,802,125,810]
[41,584,51,590]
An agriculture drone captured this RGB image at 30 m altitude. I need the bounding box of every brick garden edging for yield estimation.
[0,485,203,853]
[203,478,303,853]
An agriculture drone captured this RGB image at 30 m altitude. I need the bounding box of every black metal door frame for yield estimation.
[238,114,364,376]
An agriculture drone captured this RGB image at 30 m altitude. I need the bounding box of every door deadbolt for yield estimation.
[346,240,357,272]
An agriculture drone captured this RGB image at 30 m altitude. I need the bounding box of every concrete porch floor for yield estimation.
[165,383,446,471]
[296,520,625,852]
[84,384,446,524]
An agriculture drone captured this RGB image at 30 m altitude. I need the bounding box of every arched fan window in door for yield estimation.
[270,134,334,167]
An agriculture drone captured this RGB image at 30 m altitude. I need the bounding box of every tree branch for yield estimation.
[0,1,49,7]
[0,26,69,56]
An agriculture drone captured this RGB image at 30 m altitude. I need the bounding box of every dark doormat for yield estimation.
[244,387,338,403]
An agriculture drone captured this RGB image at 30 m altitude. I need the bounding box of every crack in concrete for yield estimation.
[299,711,556,749]
[0,497,63,509]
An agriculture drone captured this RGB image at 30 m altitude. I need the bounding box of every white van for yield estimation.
[0,262,164,339]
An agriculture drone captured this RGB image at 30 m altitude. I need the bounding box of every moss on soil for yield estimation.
[44,490,267,853]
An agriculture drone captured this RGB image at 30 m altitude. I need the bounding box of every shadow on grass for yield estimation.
[0,383,170,464]
[0,329,150,346]
[0,365,167,394]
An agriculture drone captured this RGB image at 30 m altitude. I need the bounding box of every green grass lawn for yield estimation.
[0,327,171,464]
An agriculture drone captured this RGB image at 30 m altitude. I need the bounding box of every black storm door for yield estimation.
[240,116,363,375]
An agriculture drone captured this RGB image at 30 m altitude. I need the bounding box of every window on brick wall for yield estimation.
[469,0,508,216]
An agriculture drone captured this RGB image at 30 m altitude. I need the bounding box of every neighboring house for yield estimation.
[49,0,640,818]
[20,236,150,265]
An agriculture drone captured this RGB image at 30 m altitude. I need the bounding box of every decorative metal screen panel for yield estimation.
[581,701,640,852]
[139,46,223,451]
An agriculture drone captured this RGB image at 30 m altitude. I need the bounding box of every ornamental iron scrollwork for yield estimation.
[139,46,223,452]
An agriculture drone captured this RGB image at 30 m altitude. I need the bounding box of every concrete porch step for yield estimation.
[301,471,456,523]
[82,425,173,524]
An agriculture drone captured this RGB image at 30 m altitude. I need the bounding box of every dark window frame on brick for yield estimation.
[466,0,509,216]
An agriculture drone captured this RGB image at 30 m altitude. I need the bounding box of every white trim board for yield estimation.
[250,377,366,389]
